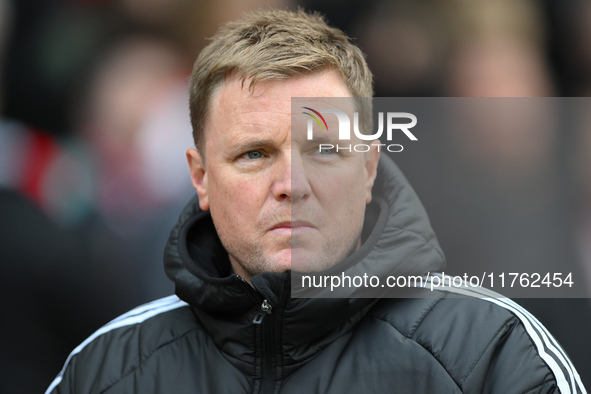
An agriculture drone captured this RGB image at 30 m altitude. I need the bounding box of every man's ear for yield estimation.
[186,148,210,211]
[364,140,381,204]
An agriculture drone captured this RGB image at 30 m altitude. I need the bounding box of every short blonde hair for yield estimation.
[189,9,373,153]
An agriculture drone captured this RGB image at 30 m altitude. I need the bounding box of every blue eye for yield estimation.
[247,151,263,159]
[319,146,334,155]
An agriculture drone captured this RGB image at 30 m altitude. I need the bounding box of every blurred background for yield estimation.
[0,0,589,391]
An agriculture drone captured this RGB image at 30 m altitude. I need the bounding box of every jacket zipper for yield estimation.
[234,275,279,393]
[252,300,272,324]
[254,300,276,393]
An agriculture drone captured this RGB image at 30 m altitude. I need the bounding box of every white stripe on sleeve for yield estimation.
[45,295,188,394]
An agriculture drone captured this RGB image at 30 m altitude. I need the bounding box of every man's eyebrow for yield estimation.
[305,136,339,144]
[229,139,274,152]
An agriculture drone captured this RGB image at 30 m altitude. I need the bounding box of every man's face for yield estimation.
[187,71,379,280]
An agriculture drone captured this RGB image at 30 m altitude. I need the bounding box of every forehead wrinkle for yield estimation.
[223,116,290,135]
[235,108,291,120]
[224,120,290,144]
[224,99,290,121]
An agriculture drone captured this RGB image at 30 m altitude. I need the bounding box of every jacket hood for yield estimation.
[163,154,445,366]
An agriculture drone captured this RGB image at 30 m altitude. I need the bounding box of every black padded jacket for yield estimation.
[46,156,586,394]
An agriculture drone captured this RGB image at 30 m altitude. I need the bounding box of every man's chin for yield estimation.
[265,249,291,274]
[289,248,337,274]
[248,248,340,276]
[263,248,323,274]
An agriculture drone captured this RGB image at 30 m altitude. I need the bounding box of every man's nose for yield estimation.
[271,152,311,202]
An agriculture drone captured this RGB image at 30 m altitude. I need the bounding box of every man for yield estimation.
[47,9,585,393]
